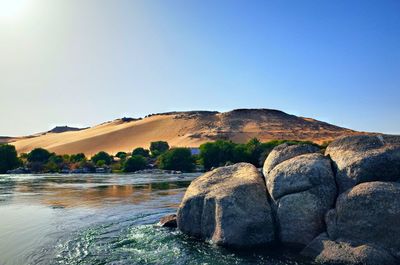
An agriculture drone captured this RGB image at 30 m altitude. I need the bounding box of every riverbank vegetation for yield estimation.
[0,139,326,174]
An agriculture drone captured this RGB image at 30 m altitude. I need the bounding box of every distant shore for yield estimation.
[1,138,323,175]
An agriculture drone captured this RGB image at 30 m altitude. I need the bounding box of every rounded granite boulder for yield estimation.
[266,153,337,247]
[263,143,320,177]
[325,181,400,258]
[302,181,400,264]
[326,134,400,193]
[177,163,275,248]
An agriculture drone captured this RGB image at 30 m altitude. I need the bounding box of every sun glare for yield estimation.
[0,0,30,19]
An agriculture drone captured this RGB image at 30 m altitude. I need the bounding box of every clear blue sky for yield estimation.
[0,0,399,136]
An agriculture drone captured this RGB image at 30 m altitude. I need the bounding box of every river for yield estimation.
[0,174,314,265]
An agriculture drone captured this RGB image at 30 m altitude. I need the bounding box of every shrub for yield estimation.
[27,148,51,163]
[158,148,194,172]
[91,151,112,165]
[96,160,106,167]
[132,147,150,157]
[79,160,95,172]
[43,154,68,172]
[199,138,322,170]
[123,155,147,172]
[150,141,169,157]
[0,144,20,173]
[49,154,64,164]
[232,144,251,163]
[115,151,127,160]
[111,162,122,172]
[44,161,60,173]
[199,140,236,170]
[70,153,86,163]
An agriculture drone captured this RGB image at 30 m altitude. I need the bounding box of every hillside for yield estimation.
[10,109,360,156]
[0,136,15,144]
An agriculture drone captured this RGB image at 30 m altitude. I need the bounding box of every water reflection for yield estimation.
[39,182,191,208]
[0,177,16,202]
[0,174,196,208]
[0,173,199,265]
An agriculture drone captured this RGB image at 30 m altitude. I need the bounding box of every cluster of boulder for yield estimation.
[165,134,400,265]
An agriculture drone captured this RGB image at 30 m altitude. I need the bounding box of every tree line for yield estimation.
[0,139,326,174]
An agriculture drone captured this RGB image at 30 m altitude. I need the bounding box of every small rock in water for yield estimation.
[159,214,177,228]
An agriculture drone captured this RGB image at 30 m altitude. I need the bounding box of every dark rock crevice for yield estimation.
[263,174,280,245]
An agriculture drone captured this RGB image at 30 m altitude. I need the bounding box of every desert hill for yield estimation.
[10,109,360,156]
[0,126,86,144]
[0,136,16,144]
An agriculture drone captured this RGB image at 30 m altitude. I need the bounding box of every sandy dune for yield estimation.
[11,109,360,156]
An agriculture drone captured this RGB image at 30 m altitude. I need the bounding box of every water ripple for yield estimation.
[1,174,315,265]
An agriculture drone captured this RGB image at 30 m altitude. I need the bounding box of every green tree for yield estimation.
[0,144,20,173]
[150,141,169,157]
[70,153,86,163]
[199,140,236,170]
[91,151,112,165]
[79,160,96,172]
[111,162,122,172]
[199,142,219,170]
[115,151,127,160]
[245,138,264,166]
[132,147,150,157]
[96,160,106,167]
[49,154,64,164]
[215,140,236,164]
[43,154,67,172]
[158,148,194,172]
[232,144,251,163]
[44,161,60,173]
[62,154,70,162]
[27,148,51,163]
[123,155,147,172]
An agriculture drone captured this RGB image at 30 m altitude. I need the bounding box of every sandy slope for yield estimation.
[11,109,359,156]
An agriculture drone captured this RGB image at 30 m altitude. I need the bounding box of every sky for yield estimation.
[0,0,399,136]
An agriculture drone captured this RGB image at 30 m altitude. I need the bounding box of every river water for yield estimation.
[0,174,314,265]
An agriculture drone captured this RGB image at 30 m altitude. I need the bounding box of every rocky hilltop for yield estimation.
[0,136,14,144]
[173,134,400,265]
[46,126,86,134]
[11,109,359,155]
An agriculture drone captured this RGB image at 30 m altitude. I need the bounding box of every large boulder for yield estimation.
[325,181,400,259]
[263,143,320,176]
[177,163,275,247]
[302,233,397,265]
[326,134,400,193]
[266,153,336,246]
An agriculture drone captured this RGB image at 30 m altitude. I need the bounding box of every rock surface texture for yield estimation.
[326,134,400,193]
[303,181,400,264]
[266,151,336,246]
[329,182,400,254]
[159,214,177,228]
[176,135,400,265]
[302,233,397,265]
[177,163,275,247]
[263,143,320,176]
